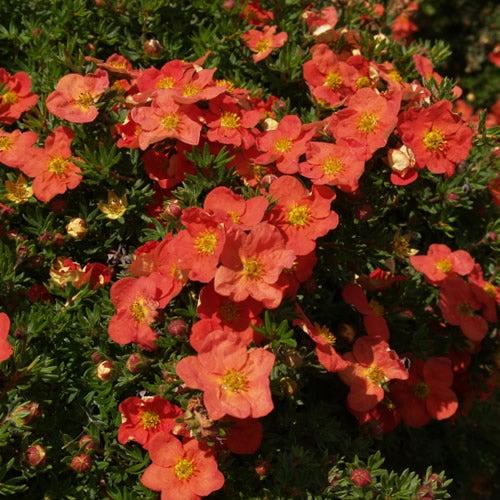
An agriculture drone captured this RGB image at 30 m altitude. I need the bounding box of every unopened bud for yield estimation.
[143,39,163,56]
[66,218,87,240]
[168,319,187,336]
[71,454,92,472]
[95,360,113,381]
[351,468,371,487]
[26,445,47,467]
[126,353,146,374]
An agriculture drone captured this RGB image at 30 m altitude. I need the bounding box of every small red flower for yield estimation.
[398,100,473,177]
[141,433,225,500]
[0,313,13,363]
[391,357,458,427]
[0,69,38,124]
[242,25,287,63]
[176,330,275,420]
[46,70,109,123]
[339,336,408,413]
[410,243,474,285]
[118,395,184,450]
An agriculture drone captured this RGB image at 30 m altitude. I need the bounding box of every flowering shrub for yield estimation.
[0,0,499,498]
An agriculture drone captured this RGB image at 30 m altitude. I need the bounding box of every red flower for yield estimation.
[398,100,473,177]
[242,25,287,63]
[438,276,489,342]
[0,129,38,169]
[300,140,365,192]
[328,87,401,160]
[118,395,184,450]
[130,94,202,149]
[267,175,339,255]
[176,330,275,420]
[0,313,13,362]
[391,357,458,427]
[214,223,296,309]
[203,186,268,230]
[339,336,408,413]
[342,284,390,340]
[20,126,82,202]
[46,70,109,123]
[0,69,38,124]
[410,243,474,285]
[141,433,224,500]
[255,115,316,174]
[293,305,350,373]
[108,276,163,350]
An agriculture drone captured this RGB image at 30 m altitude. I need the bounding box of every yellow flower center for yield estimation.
[423,129,446,152]
[181,83,200,97]
[174,458,196,480]
[220,302,239,322]
[322,156,343,175]
[0,136,12,151]
[274,136,293,153]
[194,229,218,255]
[48,156,69,176]
[255,39,271,53]
[161,113,180,130]
[483,283,496,299]
[2,90,18,104]
[369,299,385,316]
[216,79,234,92]
[243,257,262,279]
[324,71,343,90]
[139,410,161,430]
[287,203,310,227]
[156,76,175,89]
[413,382,430,399]
[357,112,378,133]
[365,365,386,385]
[356,76,371,89]
[458,302,474,317]
[5,175,32,204]
[435,258,452,273]
[76,92,95,110]
[227,210,240,223]
[317,324,336,345]
[130,298,149,323]
[110,61,127,69]
[388,70,402,83]
[251,164,267,178]
[220,112,241,129]
[221,369,248,393]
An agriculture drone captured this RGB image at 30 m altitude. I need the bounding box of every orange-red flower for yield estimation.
[339,336,408,413]
[176,330,275,420]
[267,175,339,256]
[108,276,163,350]
[118,395,184,450]
[398,100,473,177]
[214,222,296,309]
[410,243,475,285]
[300,140,365,192]
[141,433,224,500]
[0,69,38,124]
[328,87,401,160]
[46,69,109,123]
[0,312,13,363]
[0,129,38,169]
[438,276,489,342]
[20,126,82,202]
[391,357,458,427]
[242,25,287,63]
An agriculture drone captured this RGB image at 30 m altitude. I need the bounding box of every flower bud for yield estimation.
[337,323,356,343]
[280,377,298,395]
[71,454,92,473]
[26,445,47,467]
[351,468,371,487]
[11,402,40,425]
[143,39,163,56]
[79,435,97,453]
[168,319,187,336]
[66,218,87,240]
[126,353,146,374]
[95,360,113,382]
[255,460,271,476]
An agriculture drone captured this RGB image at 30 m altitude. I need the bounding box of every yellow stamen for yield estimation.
[0,136,12,151]
[435,258,452,273]
[48,156,69,176]
[174,458,196,480]
[287,203,310,227]
[365,365,385,385]
[139,410,161,429]
[156,76,175,89]
[423,129,446,152]
[322,156,343,175]
[220,112,240,129]
[357,112,378,133]
[161,113,180,130]
[194,229,218,255]
[255,39,271,54]
[243,258,262,279]
[221,369,248,393]
[2,91,17,104]
[274,136,293,153]
[324,71,343,90]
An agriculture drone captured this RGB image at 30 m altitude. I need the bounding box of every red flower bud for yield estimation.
[95,360,113,381]
[78,435,97,453]
[126,353,146,374]
[255,460,271,476]
[351,468,371,487]
[26,445,47,467]
[71,454,92,473]
[143,39,163,56]
[168,319,187,336]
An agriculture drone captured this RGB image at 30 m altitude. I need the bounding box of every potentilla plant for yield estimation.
[0,0,499,498]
